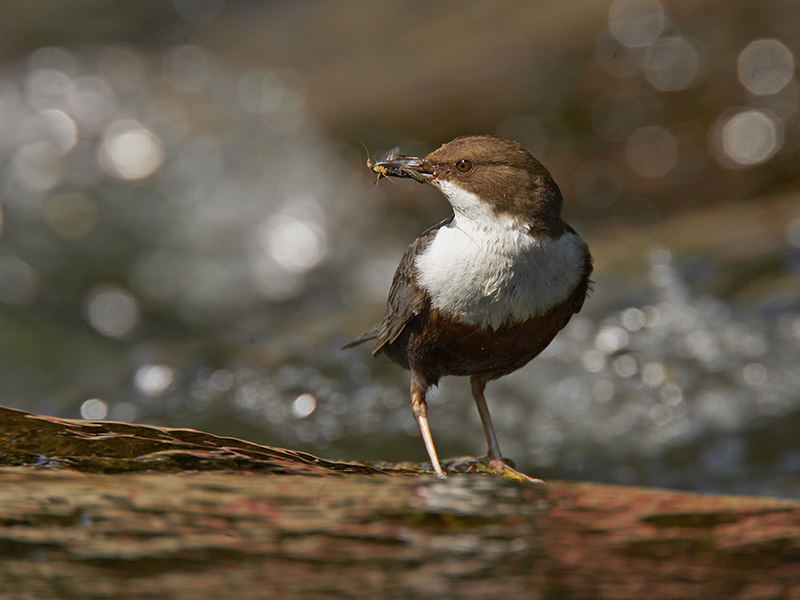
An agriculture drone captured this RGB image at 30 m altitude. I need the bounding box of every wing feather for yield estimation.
[372,217,452,356]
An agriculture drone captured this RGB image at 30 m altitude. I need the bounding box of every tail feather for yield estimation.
[341,327,379,350]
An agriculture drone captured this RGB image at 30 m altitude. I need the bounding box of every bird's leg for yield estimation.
[470,376,504,462]
[470,375,544,484]
[410,376,446,478]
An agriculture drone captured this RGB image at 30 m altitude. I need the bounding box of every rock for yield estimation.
[1,404,799,599]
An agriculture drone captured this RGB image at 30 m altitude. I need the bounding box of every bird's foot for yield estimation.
[486,458,545,485]
[443,455,545,485]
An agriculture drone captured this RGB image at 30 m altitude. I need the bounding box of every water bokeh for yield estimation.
[1,1,799,497]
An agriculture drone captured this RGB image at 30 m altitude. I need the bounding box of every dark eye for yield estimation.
[455,159,473,173]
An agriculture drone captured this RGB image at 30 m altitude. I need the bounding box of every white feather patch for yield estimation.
[415,180,586,329]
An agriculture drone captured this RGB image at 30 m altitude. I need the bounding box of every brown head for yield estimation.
[372,135,564,233]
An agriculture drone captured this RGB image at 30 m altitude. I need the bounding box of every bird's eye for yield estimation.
[455,159,473,173]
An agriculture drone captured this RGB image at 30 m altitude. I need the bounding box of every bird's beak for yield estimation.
[371,155,432,184]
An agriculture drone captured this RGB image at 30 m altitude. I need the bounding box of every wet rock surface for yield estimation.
[1,405,799,599]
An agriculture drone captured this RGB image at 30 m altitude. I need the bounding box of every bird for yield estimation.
[349,135,592,481]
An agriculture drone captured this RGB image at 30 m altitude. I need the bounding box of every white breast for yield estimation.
[414,181,586,330]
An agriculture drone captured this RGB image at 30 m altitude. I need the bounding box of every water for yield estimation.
[1,7,799,498]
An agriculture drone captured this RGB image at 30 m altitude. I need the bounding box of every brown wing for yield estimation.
[372,217,452,356]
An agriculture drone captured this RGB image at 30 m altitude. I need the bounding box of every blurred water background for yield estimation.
[1,0,799,497]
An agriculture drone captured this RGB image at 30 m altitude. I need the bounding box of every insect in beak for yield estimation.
[361,143,400,184]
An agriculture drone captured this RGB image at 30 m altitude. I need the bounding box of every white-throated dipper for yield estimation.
[350,135,592,481]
